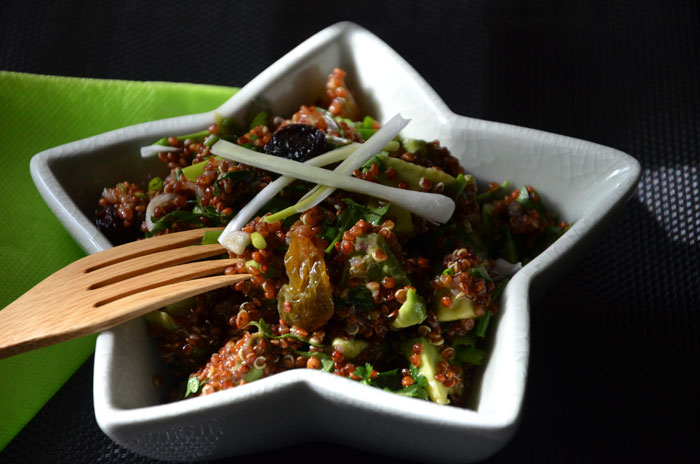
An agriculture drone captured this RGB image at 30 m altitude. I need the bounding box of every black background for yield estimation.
[2,1,699,463]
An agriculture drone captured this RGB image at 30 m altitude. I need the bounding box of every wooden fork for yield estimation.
[0,227,251,360]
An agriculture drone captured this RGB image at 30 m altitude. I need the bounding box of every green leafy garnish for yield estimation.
[148,177,163,192]
[448,173,468,197]
[249,110,269,129]
[395,365,429,400]
[325,198,390,253]
[321,359,335,372]
[475,311,492,338]
[338,286,373,311]
[184,376,207,398]
[476,180,510,202]
[249,320,323,347]
[154,129,210,146]
[361,153,387,173]
[491,277,509,303]
[455,345,487,365]
[467,264,493,282]
[213,169,256,195]
[352,362,376,385]
[146,206,233,237]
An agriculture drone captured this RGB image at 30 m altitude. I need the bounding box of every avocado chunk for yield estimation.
[434,290,477,322]
[346,233,410,286]
[244,367,264,382]
[332,337,369,359]
[402,337,452,404]
[375,153,456,191]
[391,288,427,329]
[386,204,413,236]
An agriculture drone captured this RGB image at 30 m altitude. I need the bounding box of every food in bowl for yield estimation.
[95,68,568,406]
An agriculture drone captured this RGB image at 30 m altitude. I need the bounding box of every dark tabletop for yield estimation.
[2,1,699,463]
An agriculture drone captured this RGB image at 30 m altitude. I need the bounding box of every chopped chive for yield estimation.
[491,277,509,303]
[154,129,211,146]
[448,173,468,197]
[357,128,377,140]
[476,311,492,338]
[204,134,220,147]
[250,231,267,249]
[249,110,269,129]
[477,180,510,202]
[456,345,487,365]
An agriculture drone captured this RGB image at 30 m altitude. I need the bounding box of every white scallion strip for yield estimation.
[211,142,455,225]
[224,230,251,255]
[218,143,360,252]
[296,114,409,212]
[140,144,181,158]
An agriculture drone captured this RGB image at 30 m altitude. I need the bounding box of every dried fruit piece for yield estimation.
[263,123,327,162]
[277,223,334,331]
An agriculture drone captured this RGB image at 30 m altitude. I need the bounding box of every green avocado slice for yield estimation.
[391,289,427,329]
[434,290,477,322]
[402,337,453,404]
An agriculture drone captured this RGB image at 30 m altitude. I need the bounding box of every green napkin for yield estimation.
[0,72,237,450]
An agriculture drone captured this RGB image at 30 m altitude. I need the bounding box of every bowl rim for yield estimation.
[30,20,641,460]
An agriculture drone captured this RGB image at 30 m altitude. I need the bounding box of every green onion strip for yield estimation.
[211,118,455,225]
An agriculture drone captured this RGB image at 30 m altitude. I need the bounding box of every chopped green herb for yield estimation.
[249,110,269,129]
[249,320,323,347]
[352,362,376,385]
[476,180,510,202]
[338,286,373,311]
[362,115,376,129]
[184,376,207,398]
[148,176,163,192]
[146,207,233,236]
[475,311,492,338]
[467,264,493,282]
[455,344,487,365]
[154,129,210,146]
[325,198,390,253]
[321,358,335,372]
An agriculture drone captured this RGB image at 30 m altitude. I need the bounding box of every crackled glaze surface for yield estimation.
[30,22,640,462]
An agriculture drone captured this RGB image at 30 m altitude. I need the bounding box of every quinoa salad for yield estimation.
[95,68,569,406]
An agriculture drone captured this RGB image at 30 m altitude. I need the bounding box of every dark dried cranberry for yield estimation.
[263,124,327,162]
[95,205,139,245]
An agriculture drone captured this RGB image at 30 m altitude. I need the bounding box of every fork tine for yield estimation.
[87,274,252,332]
[85,243,228,289]
[88,258,243,306]
[78,227,224,273]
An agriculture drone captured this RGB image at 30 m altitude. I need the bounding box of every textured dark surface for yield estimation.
[2,0,699,462]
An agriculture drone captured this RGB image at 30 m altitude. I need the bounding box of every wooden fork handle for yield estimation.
[0,273,251,360]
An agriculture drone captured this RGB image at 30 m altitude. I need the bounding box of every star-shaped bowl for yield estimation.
[30,22,640,462]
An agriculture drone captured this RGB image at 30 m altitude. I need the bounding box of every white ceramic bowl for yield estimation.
[30,22,641,463]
